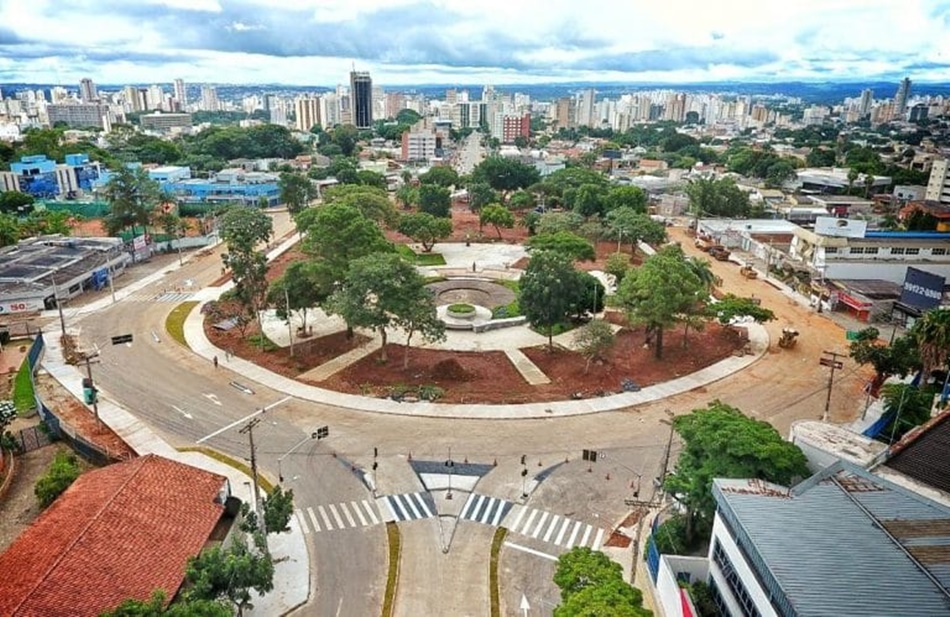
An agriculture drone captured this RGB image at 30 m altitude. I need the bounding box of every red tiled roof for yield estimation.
[0,454,227,617]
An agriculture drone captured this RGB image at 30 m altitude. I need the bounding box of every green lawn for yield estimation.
[13,358,35,414]
[166,301,199,348]
[395,244,447,266]
[382,522,402,617]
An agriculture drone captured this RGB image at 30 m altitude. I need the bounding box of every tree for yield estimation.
[419,166,459,187]
[329,124,359,156]
[327,253,444,364]
[526,231,596,262]
[616,245,702,359]
[0,191,35,215]
[520,251,583,349]
[471,156,541,194]
[571,183,606,217]
[712,294,776,326]
[479,204,515,238]
[552,548,650,617]
[604,186,647,213]
[240,485,295,536]
[301,203,392,286]
[397,212,453,252]
[604,252,631,285]
[536,211,584,236]
[605,208,666,253]
[266,261,331,335]
[685,177,751,220]
[847,167,860,195]
[879,383,937,443]
[322,185,396,225]
[664,401,809,544]
[102,590,233,616]
[34,450,81,508]
[912,308,950,381]
[356,169,387,189]
[417,184,451,218]
[765,160,797,188]
[465,181,497,214]
[395,184,417,209]
[185,536,274,616]
[102,166,161,237]
[220,207,273,341]
[849,328,920,396]
[508,190,536,210]
[573,320,616,373]
[20,210,73,237]
[278,172,316,217]
[0,213,20,247]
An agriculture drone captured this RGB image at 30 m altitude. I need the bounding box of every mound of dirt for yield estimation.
[430,358,474,381]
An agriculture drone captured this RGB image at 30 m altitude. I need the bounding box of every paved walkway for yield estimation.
[504,349,551,385]
[299,338,379,381]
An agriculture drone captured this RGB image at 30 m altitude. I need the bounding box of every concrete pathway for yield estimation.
[504,349,551,385]
[298,338,380,382]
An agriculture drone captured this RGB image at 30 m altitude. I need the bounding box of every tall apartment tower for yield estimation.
[200,85,219,112]
[79,78,98,103]
[894,77,912,117]
[349,71,373,129]
[173,78,187,107]
[294,97,322,132]
[925,158,950,204]
[575,89,595,127]
[859,88,873,117]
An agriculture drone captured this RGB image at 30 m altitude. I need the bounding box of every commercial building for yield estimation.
[7,154,107,199]
[140,112,192,132]
[401,122,439,162]
[894,76,912,117]
[173,78,187,107]
[199,85,219,112]
[501,112,530,144]
[790,167,891,195]
[47,103,110,130]
[0,455,231,617]
[79,77,98,103]
[149,166,280,206]
[350,71,373,129]
[925,158,950,204]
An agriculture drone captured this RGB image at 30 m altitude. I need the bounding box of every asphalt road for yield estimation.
[53,213,870,616]
[455,133,486,175]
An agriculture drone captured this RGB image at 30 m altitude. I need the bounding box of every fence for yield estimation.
[25,334,127,466]
[15,424,51,453]
[645,515,662,582]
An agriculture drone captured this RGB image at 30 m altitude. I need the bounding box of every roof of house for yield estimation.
[885,411,950,495]
[713,462,950,617]
[0,454,227,617]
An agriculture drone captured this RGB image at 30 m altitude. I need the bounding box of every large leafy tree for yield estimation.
[328,253,444,364]
[184,536,274,616]
[604,208,666,253]
[397,212,453,252]
[471,156,541,195]
[912,308,950,381]
[712,294,776,326]
[879,383,937,443]
[419,166,459,187]
[102,166,161,237]
[526,231,595,262]
[465,181,497,214]
[616,245,703,359]
[685,176,751,219]
[417,184,451,218]
[0,191,35,215]
[0,212,20,247]
[102,590,233,616]
[520,250,584,349]
[604,185,648,213]
[664,401,809,544]
[220,207,273,337]
[479,204,515,238]
[849,327,920,396]
[552,548,650,617]
[277,172,317,217]
[322,184,396,225]
[240,485,295,536]
[571,183,606,217]
[266,261,331,336]
[301,203,392,285]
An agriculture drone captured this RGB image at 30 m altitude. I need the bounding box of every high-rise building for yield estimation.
[859,88,873,118]
[320,93,340,127]
[146,85,165,110]
[575,89,595,127]
[173,78,187,107]
[79,78,98,103]
[294,97,321,132]
[925,158,950,204]
[122,85,144,112]
[894,77,912,117]
[200,85,219,112]
[349,71,373,129]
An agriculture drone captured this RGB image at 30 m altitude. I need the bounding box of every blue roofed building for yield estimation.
[705,462,950,616]
[3,154,107,199]
[148,166,280,207]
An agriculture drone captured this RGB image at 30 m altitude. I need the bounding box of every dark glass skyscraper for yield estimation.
[350,71,373,129]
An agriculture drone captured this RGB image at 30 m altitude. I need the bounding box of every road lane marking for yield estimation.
[296,510,309,534]
[459,493,476,520]
[554,518,571,546]
[592,528,605,551]
[503,541,558,562]
[328,504,344,528]
[543,515,560,543]
[580,524,592,547]
[521,509,539,535]
[351,501,367,526]
[491,500,506,526]
[508,505,527,531]
[567,521,582,548]
[318,505,333,531]
[414,493,433,518]
[195,396,293,444]
[339,502,356,528]
[363,500,379,525]
[532,512,550,539]
[307,507,321,533]
[203,393,222,406]
[171,405,192,420]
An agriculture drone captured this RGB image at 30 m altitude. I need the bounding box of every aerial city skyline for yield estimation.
[0,0,948,85]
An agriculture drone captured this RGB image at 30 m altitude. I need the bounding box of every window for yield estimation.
[891,247,906,255]
[905,248,920,256]
[712,541,763,617]
[824,247,838,254]
[932,248,947,256]
[865,247,879,255]
[850,247,865,254]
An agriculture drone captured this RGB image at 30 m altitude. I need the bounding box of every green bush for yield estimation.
[447,303,475,314]
[166,301,199,348]
[246,334,280,352]
[382,522,401,617]
[13,359,35,414]
[490,527,508,617]
[35,450,81,508]
[394,243,447,266]
[652,514,702,555]
[418,385,445,401]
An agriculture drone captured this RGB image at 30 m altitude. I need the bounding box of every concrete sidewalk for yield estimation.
[39,333,310,617]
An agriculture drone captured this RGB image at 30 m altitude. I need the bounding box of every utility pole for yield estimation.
[83,353,102,432]
[285,287,294,358]
[108,265,116,304]
[53,277,67,338]
[820,350,845,422]
[239,416,267,549]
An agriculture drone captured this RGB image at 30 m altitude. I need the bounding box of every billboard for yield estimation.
[900,267,946,309]
[814,216,868,238]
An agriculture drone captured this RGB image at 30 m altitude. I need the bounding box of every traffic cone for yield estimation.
[538,460,542,467]
[408,451,412,461]
[493,458,497,466]
[464,457,468,464]
[605,473,610,481]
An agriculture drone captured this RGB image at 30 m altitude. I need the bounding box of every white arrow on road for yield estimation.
[203,393,222,406]
[171,405,193,420]
[520,593,530,616]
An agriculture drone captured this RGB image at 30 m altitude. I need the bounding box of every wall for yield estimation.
[656,555,708,617]
[709,514,779,617]
[824,260,950,284]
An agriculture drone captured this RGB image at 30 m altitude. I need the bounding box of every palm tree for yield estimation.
[913,308,950,381]
[687,256,717,293]
[846,167,859,195]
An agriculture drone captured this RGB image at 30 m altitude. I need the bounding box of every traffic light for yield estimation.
[314,426,329,439]
[520,454,526,466]
[374,447,378,458]
[372,462,378,470]
[521,468,528,477]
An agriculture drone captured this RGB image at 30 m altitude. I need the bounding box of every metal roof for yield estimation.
[885,412,950,495]
[714,462,950,616]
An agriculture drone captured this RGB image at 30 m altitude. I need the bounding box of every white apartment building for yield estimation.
[925,158,950,204]
[294,97,321,132]
[401,125,437,162]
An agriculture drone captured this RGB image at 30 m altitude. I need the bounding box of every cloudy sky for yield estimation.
[0,0,948,86]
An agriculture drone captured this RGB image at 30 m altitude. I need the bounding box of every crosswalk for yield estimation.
[459,493,514,527]
[377,492,437,522]
[126,291,195,303]
[504,505,606,551]
[295,499,381,535]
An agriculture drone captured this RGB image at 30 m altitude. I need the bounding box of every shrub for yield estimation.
[447,303,475,314]
[35,450,81,508]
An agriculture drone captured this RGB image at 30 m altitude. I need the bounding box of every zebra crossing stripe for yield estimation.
[363,500,380,525]
[554,518,571,546]
[491,501,507,526]
[393,495,412,520]
[381,495,397,521]
[460,493,477,519]
[471,495,485,521]
[339,502,357,528]
[521,509,539,535]
[592,528,605,551]
[402,494,422,519]
[543,515,560,543]
[351,501,368,526]
[296,510,310,534]
[508,505,528,532]
[308,507,321,533]
[329,504,345,528]
[318,505,334,531]
[532,512,550,539]
[479,498,496,524]
[580,524,592,547]
[566,521,582,548]
[414,493,434,518]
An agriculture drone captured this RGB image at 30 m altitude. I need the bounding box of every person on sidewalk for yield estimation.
[213,355,218,369]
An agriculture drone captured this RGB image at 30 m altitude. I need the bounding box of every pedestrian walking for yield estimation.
[213,355,218,369]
